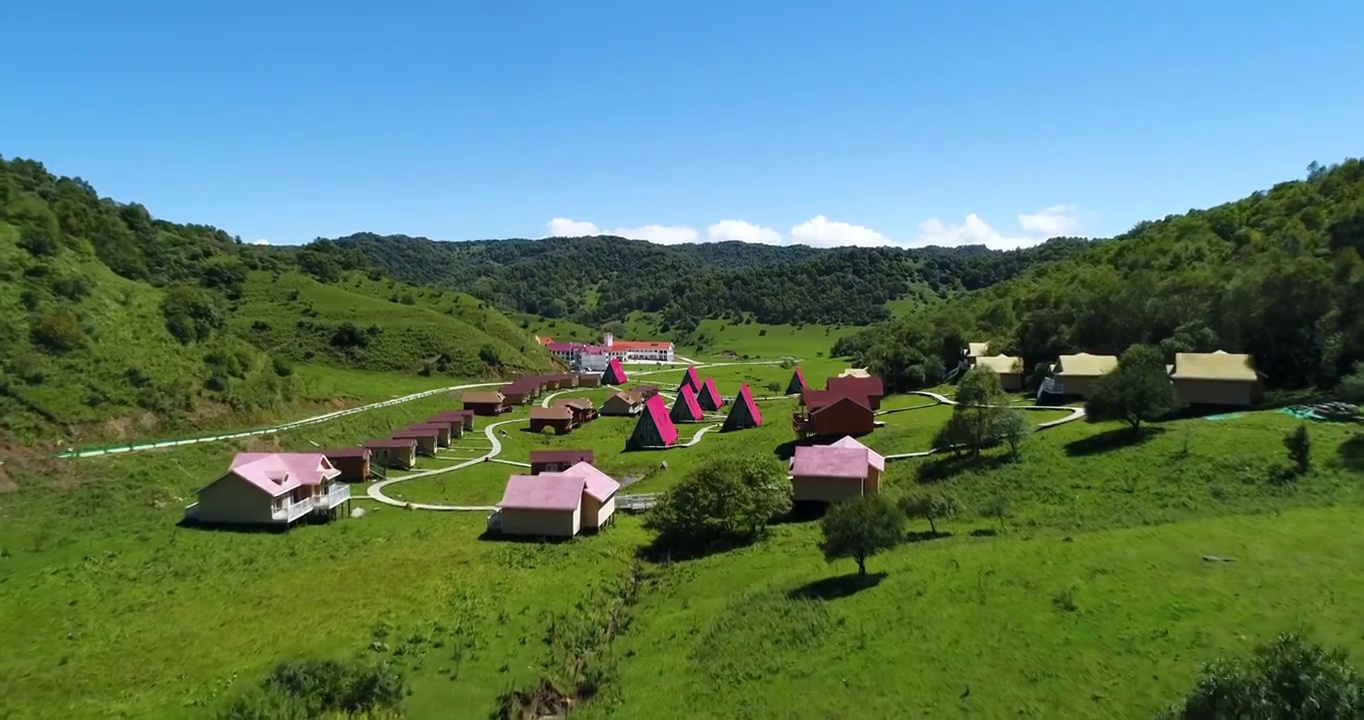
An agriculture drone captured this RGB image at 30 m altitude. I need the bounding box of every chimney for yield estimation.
[604,331,613,349]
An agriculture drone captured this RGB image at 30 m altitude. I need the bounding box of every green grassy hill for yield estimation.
[0,156,554,444]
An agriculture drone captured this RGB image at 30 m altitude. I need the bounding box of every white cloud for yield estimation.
[251,239,272,245]
[707,219,783,245]
[545,218,699,244]
[1017,205,1079,237]
[789,215,893,248]
[545,205,1082,250]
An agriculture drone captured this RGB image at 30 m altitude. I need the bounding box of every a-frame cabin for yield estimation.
[721,383,764,432]
[601,357,628,385]
[697,376,724,411]
[785,366,806,395]
[670,384,704,423]
[677,366,702,395]
[626,395,679,450]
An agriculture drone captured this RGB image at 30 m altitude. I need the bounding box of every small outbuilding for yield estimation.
[1170,351,1264,406]
[406,422,451,447]
[462,391,509,416]
[974,355,1025,391]
[560,462,620,531]
[363,438,418,470]
[529,406,576,435]
[321,447,372,482]
[496,474,586,538]
[964,342,990,365]
[1052,352,1119,398]
[721,383,764,432]
[391,427,441,456]
[501,381,538,405]
[826,375,885,411]
[530,449,595,475]
[552,397,598,424]
[600,390,644,416]
[789,437,885,503]
[424,415,466,439]
[576,373,603,388]
[795,389,876,439]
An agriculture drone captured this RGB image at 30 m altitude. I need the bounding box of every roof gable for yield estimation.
[671,384,703,421]
[642,394,679,445]
[827,374,884,397]
[811,394,872,415]
[462,391,506,404]
[529,406,574,421]
[790,446,872,479]
[974,355,1023,374]
[499,474,585,511]
[830,435,885,470]
[737,383,763,424]
[529,449,595,465]
[560,462,621,501]
[226,452,340,495]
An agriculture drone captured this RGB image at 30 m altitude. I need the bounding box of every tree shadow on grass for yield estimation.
[635,533,759,563]
[905,529,952,543]
[771,501,830,525]
[788,571,887,601]
[915,452,1015,483]
[1338,434,1364,471]
[1064,426,1165,457]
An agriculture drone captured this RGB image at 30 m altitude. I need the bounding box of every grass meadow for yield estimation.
[2,356,1362,718]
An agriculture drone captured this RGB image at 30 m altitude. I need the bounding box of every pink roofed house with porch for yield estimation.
[186,452,350,526]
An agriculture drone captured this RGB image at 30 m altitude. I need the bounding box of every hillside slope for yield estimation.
[837,159,1364,392]
[0,156,553,442]
[330,232,1092,329]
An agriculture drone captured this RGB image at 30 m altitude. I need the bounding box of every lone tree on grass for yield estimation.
[1158,633,1364,719]
[898,490,961,535]
[818,494,904,576]
[996,408,1032,459]
[1085,344,1179,434]
[1284,424,1312,475]
[940,366,1010,457]
[644,453,792,552]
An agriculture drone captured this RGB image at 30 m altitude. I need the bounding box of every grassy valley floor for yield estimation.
[0,360,1360,718]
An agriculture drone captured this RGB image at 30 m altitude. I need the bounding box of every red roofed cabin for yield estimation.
[431,410,475,433]
[501,380,540,406]
[825,375,884,411]
[530,449,596,475]
[529,406,576,435]
[794,389,876,439]
[424,415,466,439]
[552,397,598,424]
[406,422,452,447]
[391,427,441,456]
[462,391,509,416]
[363,438,418,470]
[576,372,602,388]
[322,447,373,482]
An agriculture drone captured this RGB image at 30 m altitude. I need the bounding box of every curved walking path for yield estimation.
[880,391,1086,460]
[57,359,790,460]
[365,418,520,511]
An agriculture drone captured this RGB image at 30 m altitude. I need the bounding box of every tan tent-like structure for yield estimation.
[1052,352,1118,398]
[973,355,1025,391]
[1169,351,1263,406]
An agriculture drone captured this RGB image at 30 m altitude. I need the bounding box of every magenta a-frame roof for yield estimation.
[699,376,723,407]
[672,384,703,420]
[736,383,763,425]
[643,394,679,445]
[795,367,805,385]
[681,366,701,390]
[607,357,628,382]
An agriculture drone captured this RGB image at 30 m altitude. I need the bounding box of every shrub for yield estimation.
[1158,634,1364,719]
[218,658,405,719]
[1084,343,1179,433]
[31,308,85,352]
[271,357,293,377]
[162,286,225,345]
[478,345,501,367]
[49,275,91,301]
[758,329,767,336]
[1284,425,1312,475]
[898,490,961,534]
[644,454,792,553]
[330,322,370,349]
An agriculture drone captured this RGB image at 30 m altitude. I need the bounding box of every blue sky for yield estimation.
[4,1,1362,249]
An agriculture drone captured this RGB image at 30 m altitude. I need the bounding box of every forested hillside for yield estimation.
[835,160,1364,393]
[330,232,1092,330]
[0,156,554,442]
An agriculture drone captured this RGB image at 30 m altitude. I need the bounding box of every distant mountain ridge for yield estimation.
[328,231,1093,330]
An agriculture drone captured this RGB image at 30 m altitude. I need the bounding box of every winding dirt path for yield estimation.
[879,391,1086,460]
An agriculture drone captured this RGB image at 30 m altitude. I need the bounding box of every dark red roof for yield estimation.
[827,375,884,397]
[321,447,371,458]
[802,388,870,411]
[392,427,441,439]
[530,449,595,465]
[811,394,872,414]
[408,423,450,432]
[364,438,418,449]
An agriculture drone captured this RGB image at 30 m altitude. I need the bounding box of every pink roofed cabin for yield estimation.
[185,452,350,526]
[789,436,884,503]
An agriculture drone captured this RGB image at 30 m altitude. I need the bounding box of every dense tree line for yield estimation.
[328,232,1092,327]
[835,159,1364,393]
